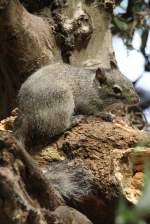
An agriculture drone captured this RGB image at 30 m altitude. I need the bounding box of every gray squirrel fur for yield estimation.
[16,139,93,200]
[14,63,138,199]
[14,62,138,144]
[43,160,94,199]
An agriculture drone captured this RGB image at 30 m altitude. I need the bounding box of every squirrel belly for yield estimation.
[14,80,75,144]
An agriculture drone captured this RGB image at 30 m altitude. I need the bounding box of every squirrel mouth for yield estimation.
[102,94,139,107]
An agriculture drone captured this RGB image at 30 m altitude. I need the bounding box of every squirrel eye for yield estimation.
[113,85,122,95]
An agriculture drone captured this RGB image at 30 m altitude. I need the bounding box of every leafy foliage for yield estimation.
[112,0,150,53]
[134,137,150,148]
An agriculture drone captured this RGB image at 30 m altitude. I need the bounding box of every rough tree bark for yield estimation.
[0,115,148,224]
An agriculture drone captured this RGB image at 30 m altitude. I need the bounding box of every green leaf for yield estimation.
[113,16,129,31]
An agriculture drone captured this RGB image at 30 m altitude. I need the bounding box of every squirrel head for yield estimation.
[95,68,122,97]
[95,67,139,105]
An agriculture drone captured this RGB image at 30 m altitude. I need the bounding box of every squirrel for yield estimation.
[13,63,138,205]
[14,63,138,145]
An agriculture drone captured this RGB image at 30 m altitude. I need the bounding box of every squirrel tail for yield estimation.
[14,117,93,200]
[14,129,93,200]
[44,160,93,200]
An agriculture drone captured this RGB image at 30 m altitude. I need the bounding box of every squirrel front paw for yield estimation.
[95,112,115,122]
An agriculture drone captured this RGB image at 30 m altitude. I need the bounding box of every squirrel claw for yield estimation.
[70,115,84,127]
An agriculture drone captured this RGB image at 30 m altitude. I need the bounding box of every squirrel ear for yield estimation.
[95,68,107,85]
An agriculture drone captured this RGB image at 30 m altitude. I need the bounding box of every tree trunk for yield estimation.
[0,0,61,119]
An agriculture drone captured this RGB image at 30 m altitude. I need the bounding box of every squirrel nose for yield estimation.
[131,95,140,104]
[133,97,140,104]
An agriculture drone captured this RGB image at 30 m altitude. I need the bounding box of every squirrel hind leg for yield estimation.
[46,89,75,137]
[13,114,28,146]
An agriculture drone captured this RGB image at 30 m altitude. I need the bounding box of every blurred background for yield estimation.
[112,0,150,131]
